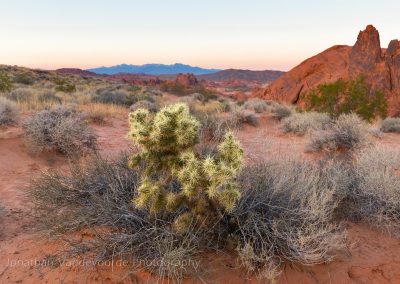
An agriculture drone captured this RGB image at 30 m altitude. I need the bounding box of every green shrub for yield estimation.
[282,111,331,135]
[0,72,13,93]
[308,113,368,153]
[128,103,243,233]
[381,117,400,133]
[0,97,19,125]
[303,76,387,121]
[54,78,76,93]
[14,72,35,85]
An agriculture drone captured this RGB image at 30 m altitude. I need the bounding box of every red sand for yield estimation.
[1,114,400,283]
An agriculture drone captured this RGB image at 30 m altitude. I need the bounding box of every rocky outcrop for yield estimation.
[175,73,199,87]
[258,25,400,116]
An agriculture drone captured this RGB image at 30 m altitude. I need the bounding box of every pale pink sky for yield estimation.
[1,0,399,71]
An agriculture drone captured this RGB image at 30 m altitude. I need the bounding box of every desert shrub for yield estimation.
[233,158,348,279]
[0,97,19,125]
[14,72,35,85]
[343,146,400,234]
[54,78,76,93]
[6,88,33,102]
[381,117,400,133]
[93,89,129,105]
[129,100,159,113]
[282,111,331,135]
[28,154,204,281]
[23,106,96,155]
[303,76,387,121]
[243,99,269,113]
[309,113,368,153]
[232,109,259,126]
[271,103,294,120]
[128,103,243,233]
[37,92,62,104]
[160,81,217,100]
[0,72,12,93]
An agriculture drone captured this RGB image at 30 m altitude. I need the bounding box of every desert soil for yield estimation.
[1,113,400,284]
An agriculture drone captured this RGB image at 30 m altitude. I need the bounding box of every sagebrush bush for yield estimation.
[309,113,368,153]
[243,99,269,113]
[0,97,19,125]
[282,111,331,135]
[129,100,159,113]
[92,89,129,105]
[271,103,294,120]
[234,158,349,279]
[381,117,400,133]
[128,103,243,233]
[232,109,259,126]
[343,146,400,234]
[23,106,96,155]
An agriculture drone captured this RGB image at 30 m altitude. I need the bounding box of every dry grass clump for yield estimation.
[343,145,400,234]
[28,154,203,282]
[7,87,34,102]
[309,113,368,153]
[381,117,400,133]
[282,111,331,135]
[234,159,349,280]
[243,99,269,113]
[78,103,126,125]
[0,97,19,125]
[23,106,96,156]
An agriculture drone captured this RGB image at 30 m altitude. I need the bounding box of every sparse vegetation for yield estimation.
[128,103,243,233]
[23,106,96,155]
[232,109,259,126]
[345,145,400,234]
[129,100,159,113]
[243,99,269,113]
[271,103,294,120]
[235,158,348,279]
[54,78,76,93]
[0,72,13,93]
[0,97,19,125]
[381,117,400,133]
[303,76,388,121]
[309,113,368,153]
[282,111,331,135]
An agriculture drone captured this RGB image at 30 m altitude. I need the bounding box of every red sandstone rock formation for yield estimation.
[175,73,199,87]
[258,25,400,116]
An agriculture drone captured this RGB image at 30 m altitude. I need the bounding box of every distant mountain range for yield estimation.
[87,63,221,75]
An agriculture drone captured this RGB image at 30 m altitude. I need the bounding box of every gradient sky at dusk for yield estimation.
[1,0,399,71]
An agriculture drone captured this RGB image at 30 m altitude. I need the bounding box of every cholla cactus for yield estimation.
[128,103,243,232]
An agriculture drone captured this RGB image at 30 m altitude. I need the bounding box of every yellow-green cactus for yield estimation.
[128,103,243,232]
